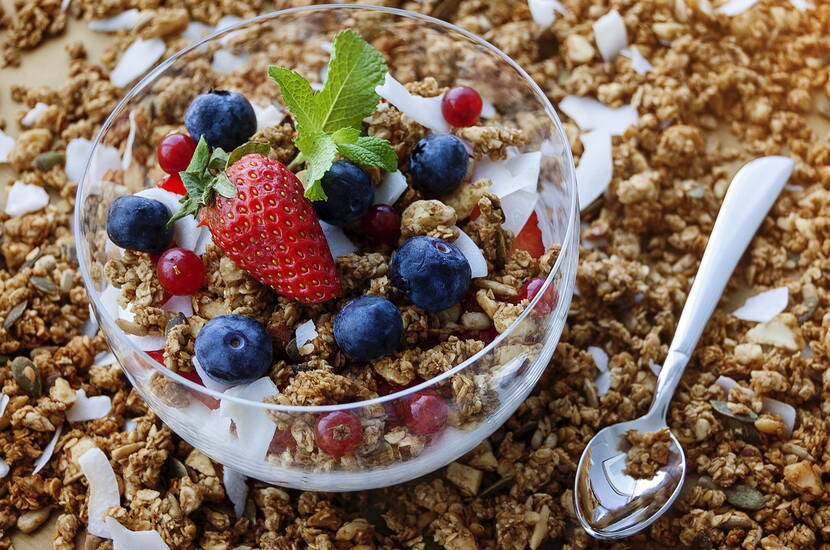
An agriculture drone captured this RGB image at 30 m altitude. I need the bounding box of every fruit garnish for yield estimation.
[442,86,483,128]
[509,211,545,258]
[312,160,374,226]
[360,204,400,245]
[194,315,273,386]
[106,195,174,254]
[390,236,471,312]
[333,296,403,361]
[314,411,363,457]
[516,277,558,315]
[401,390,448,435]
[157,133,197,174]
[185,91,257,151]
[157,247,205,296]
[268,29,398,201]
[158,174,187,195]
[408,134,469,198]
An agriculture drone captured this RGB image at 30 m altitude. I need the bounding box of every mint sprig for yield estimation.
[168,137,270,224]
[268,29,398,201]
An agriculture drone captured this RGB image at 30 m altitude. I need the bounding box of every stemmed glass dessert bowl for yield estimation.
[75,4,578,490]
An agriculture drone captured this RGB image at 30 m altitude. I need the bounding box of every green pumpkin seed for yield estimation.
[4,301,28,329]
[711,400,762,444]
[710,400,758,423]
[165,457,190,480]
[286,338,302,363]
[165,312,188,337]
[30,276,58,295]
[12,357,41,397]
[724,483,765,510]
[33,151,65,172]
[797,294,818,324]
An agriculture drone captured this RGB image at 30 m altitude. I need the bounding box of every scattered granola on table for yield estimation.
[1,1,830,549]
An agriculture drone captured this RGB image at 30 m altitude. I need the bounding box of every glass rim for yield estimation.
[74,3,579,413]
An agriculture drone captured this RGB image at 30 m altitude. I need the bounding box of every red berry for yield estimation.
[517,277,558,315]
[178,368,220,409]
[509,211,545,258]
[157,133,197,174]
[360,204,400,245]
[268,429,297,454]
[401,391,448,435]
[461,288,483,313]
[477,326,499,344]
[383,401,404,429]
[157,247,205,295]
[442,86,483,127]
[147,349,165,365]
[158,173,187,195]
[314,411,363,457]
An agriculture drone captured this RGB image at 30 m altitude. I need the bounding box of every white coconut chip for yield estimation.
[746,317,800,351]
[192,357,231,393]
[182,21,214,42]
[122,110,137,171]
[135,188,207,252]
[715,0,757,15]
[89,9,142,32]
[732,287,788,323]
[111,38,166,88]
[82,306,100,336]
[100,284,122,319]
[216,15,244,46]
[65,138,93,183]
[123,419,138,433]
[649,360,662,376]
[0,130,14,163]
[0,394,9,418]
[4,181,49,216]
[480,98,497,119]
[375,73,449,133]
[78,447,120,538]
[319,220,357,258]
[452,228,488,278]
[295,320,318,349]
[373,170,408,205]
[33,424,63,475]
[790,0,814,9]
[93,351,116,367]
[527,0,570,28]
[212,49,249,74]
[593,9,628,61]
[105,517,170,550]
[193,230,213,257]
[161,294,193,318]
[61,0,71,11]
[66,138,121,184]
[588,346,609,373]
[558,96,638,136]
[219,377,278,461]
[0,459,9,479]
[620,47,654,74]
[575,129,613,210]
[715,376,796,437]
[223,467,248,518]
[252,103,284,132]
[22,102,49,126]
[66,390,112,423]
[500,190,538,236]
[475,151,542,199]
[127,334,167,351]
[595,371,611,396]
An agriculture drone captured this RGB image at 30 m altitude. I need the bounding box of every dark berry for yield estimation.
[390,236,471,312]
[401,391,448,435]
[106,195,174,254]
[314,411,362,457]
[517,277,558,315]
[194,315,273,385]
[334,296,403,361]
[312,161,374,226]
[360,204,400,245]
[184,90,257,151]
[157,247,206,295]
[157,133,197,174]
[442,86,483,127]
[408,134,469,198]
[477,326,499,344]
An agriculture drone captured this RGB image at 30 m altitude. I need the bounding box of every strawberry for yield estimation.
[171,139,342,303]
[509,211,545,258]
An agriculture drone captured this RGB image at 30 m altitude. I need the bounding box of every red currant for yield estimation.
[158,173,187,195]
[477,326,499,344]
[157,247,205,295]
[314,411,363,457]
[157,133,197,174]
[441,86,483,128]
[360,204,401,245]
[517,277,558,315]
[147,349,165,365]
[268,429,297,454]
[509,211,545,258]
[401,390,448,435]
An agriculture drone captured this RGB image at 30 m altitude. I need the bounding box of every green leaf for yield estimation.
[212,172,237,199]
[208,147,229,171]
[179,171,205,197]
[168,196,200,225]
[314,29,388,133]
[268,66,319,133]
[186,136,211,173]
[296,132,337,201]
[331,127,360,145]
[226,141,272,168]
[337,136,398,172]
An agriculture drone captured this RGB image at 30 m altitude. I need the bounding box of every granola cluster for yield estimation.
[1,0,830,549]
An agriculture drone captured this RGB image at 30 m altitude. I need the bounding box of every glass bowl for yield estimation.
[75,4,578,490]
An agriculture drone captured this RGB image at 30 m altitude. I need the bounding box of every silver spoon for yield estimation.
[574,156,795,539]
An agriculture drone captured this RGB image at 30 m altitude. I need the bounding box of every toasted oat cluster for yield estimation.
[2,1,830,549]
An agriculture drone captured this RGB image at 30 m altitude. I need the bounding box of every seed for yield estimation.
[724,483,765,510]
[31,276,58,295]
[12,356,41,397]
[165,312,188,337]
[33,151,65,171]
[60,270,74,293]
[4,300,28,329]
[478,475,515,499]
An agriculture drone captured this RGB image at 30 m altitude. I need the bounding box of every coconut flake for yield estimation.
[89,9,141,32]
[452,228,488,278]
[715,0,757,15]
[527,0,570,27]
[127,334,167,351]
[715,376,795,436]
[22,102,49,126]
[0,130,14,163]
[111,38,166,88]
[135,188,207,252]
[620,47,653,74]
[790,0,814,9]
[66,138,120,184]
[161,294,193,317]
[123,419,138,433]
[475,152,542,199]
[105,517,170,550]
[219,378,278,461]
[588,346,609,373]
[746,316,800,351]
[65,138,93,182]
[373,170,409,206]
[500,190,538,236]
[223,467,248,517]
[4,181,49,216]
[0,394,8,419]
[33,424,63,475]
[376,73,449,133]
[595,371,611,396]
[575,129,613,210]
[61,0,71,11]
[193,229,213,256]
[480,98,497,119]
[212,49,249,74]
[319,221,357,258]
[295,320,318,349]
[732,287,788,323]
[66,390,112,422]
[182,21,214,42]
[122,110,137,171]
[216,15,244,45]
[192,357,231,393]
[558,96,638,135]
[252,103,284,132]
[93,351,116,367]
[0,459,8,479]
[78,447,120,538]
[593,10,628,61]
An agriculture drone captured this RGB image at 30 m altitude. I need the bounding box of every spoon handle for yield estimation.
[649,156,794,419]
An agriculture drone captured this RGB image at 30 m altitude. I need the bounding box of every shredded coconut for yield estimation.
[593,10,628,61]
[21,102,49,126]
[111,38,166,88]
[89,9,142,32]
[32,424,63,475]
[4,181,49,216]
[558,96,638,135]
[575,129,613,210]
[66,390,112,423]
[732,287,788,323]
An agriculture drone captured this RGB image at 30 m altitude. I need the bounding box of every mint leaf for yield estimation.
[331,127,360,145]
[186,136,210,173]
[226,141,271,168]
[168,195,200,225]
[208,147,229,171]
[213,172,236,199]
[296,132,337,201]
[179,171,205,197]
[268,66,319,133]
[337,136,398,172]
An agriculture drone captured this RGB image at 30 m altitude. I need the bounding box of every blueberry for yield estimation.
[334,296,403,361]
[390,236,471,312]
[408,134,469,198]
[195,315,273,385]
[106,195,174,254]
[184,90,257,151]
[313,161,375,226]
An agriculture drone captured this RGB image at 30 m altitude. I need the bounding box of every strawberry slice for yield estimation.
[509,211,545,258]
[178,368,220,410]
[158,173,187,195]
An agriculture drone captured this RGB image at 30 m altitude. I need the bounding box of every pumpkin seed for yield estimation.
[33,151,65,171]
[710,401,763,443]
[165,313,188,337]
[4,300,28,329]
[797,294,818,324]
[478,475,515,499]
[494,230,507,269]
[165,457,190,480]
[724,483,765,510]
[60,270,74,293]
[31,276,58,295]
[12,357,41,397]
[710,400,758,423]
[286,338,302,363]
